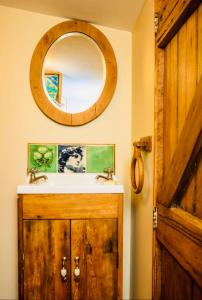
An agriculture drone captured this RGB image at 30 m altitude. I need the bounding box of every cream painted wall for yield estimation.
[0,6,132,299]
[131,0,154,299]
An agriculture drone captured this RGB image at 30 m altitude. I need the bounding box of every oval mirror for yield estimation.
[30,21,117,126]
[43,33,106,114]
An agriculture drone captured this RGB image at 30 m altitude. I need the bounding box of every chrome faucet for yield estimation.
[27,168,48,184]
[96,168,114,181]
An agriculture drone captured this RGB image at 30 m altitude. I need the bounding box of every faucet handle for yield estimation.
[104,167,114,180]
[27,168,39,175]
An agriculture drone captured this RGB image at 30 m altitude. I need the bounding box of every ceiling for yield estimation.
[0,0,144,31]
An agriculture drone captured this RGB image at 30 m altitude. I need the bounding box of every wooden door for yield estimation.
[71,219,118,300]
[153,0,202,299]
[23,220,71,300]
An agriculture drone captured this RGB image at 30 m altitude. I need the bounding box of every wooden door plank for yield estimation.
[195,4,202,220]
[158,205,202,242]
[195,158,202,218]
[152,238,162,300]
[161,248,192,300]
[157,76,202,207]
[169,35,178,160]
[23,220,70,299]
[153,37,165,300]
[198,4,202,83]
[157,217,202,287]
[163,42,171,176]
[158,1,178,29]
[179,10,198,216]
[177,22,187,138]
[186,10,197,112]
[180,175,196,214]
[164,35,178,175]
[193,283,202,300]
[154,47,164,187]
[180,150,202,216]
[156,0,201,48]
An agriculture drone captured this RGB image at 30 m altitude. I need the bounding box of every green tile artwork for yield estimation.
[28,144,57,172]
[86,145,115,173]
[28,144,115,173]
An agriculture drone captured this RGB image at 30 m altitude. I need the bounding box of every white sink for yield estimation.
[17,174,124,194]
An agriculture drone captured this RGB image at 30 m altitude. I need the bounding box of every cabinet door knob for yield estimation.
[61,256,67,282]
[74,256,80,282]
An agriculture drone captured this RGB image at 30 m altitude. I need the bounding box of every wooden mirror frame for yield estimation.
[30,20,117,126]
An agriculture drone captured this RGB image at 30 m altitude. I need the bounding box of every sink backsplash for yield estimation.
[28,144,115,174]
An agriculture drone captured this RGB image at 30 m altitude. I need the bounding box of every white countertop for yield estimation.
[17,174,124,194]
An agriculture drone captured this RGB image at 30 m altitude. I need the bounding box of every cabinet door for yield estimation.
[71,219,118,300]
[23,220,70,300]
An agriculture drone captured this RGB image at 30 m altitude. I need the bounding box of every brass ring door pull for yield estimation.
[131,136,152,194]
[131,146,144,194]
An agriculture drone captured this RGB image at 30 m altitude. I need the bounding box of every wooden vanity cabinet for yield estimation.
[18,193,123,300]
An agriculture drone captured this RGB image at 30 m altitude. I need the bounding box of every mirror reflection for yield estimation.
[43,33,106,114]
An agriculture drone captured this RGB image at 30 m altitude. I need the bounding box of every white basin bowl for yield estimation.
[17,174,124,194]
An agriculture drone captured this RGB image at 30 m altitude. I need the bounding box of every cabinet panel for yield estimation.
[71,219,118,300]
[22,194,120,219]
[23,220,71,300]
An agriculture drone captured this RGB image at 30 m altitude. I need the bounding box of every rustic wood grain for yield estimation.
[157,216,202,287]
[18,193,123,299]
[157,1,178,29]
[117,193,123,299]
[86,219,118,300]
[156,0,201,48]
[180,175,196,214]
[177,22,187,138]
[161,248,192,300]
[169,35,178,159]
[22,193,120,219]
[30,20,117,126]
[23,220,71,300]
[152,236,162,300]
[18,196,24,299]
[195,158,202,219]
[193,283,202,300]
[157,76,202,207]
[71,220,86,300]
[154,1,202,299]
[179,150,202,217]
[154,46,164,188]
[158,205,202,243]
[178,6,201,216]
[71,219,118,300]
[198,4,202,83]
[186,10,197,112]
[153,2,166,299]
[163,42,171,177]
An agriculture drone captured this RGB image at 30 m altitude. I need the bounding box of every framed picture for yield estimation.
[44,72,62,103]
